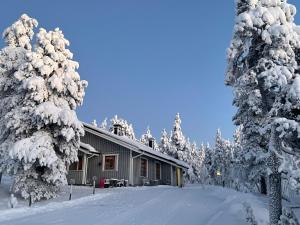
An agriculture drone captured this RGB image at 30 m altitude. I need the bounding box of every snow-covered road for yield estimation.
[0,185,268,225]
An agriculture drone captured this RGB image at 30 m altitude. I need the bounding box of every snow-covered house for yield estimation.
[68,122,188,187]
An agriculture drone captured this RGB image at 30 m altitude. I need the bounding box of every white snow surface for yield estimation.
[0,176,269,225]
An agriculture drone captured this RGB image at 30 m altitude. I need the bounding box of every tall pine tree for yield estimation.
[0,15,87,201]
[170,113,186,159]
[226,1,300,223]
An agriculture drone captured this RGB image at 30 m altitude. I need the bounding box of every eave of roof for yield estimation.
[79,142,100,155]
[82,122,189,169]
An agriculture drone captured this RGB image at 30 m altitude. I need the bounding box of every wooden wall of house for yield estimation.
[82,131,130,185]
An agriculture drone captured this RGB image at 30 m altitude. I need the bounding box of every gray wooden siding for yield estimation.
[68,170,83,185]
[82,132,130,185]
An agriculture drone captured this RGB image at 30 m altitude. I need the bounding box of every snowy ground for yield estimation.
[0,177,269,225]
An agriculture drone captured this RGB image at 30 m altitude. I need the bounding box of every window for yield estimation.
[103,154,118,171]
[69,156,83,171]
[149,139,154,148]
[78,156,83,170]
[114,127,118,135]
[140,158,148,177]
[155,163,161,180]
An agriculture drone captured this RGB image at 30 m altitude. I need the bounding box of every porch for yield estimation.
[67,143,100,185]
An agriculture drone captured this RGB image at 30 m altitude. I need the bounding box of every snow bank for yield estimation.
[0,191,110,223]
[208,185,269,225]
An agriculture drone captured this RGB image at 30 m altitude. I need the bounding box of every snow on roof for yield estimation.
[83,122,189,169]
[79,142,99,154]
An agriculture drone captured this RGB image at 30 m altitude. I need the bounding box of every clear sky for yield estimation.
[0,0,299,145]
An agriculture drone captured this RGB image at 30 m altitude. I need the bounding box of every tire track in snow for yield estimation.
[100,188,182,225]
[202,195,239,225]
[204,210,224,225]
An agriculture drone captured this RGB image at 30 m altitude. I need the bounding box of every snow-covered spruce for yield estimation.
[159,129,172,154]
[208,129,236,187]
[158,113,207,183]
[230,125,252,192]
[226,0,300,224]
[170,113,186,158]
[210,129,226,185]
[100,118,107,129]
[91,119,97,127]
[0,14,87,201]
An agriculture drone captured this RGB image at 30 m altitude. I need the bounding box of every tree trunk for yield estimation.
[0,173,2,184]
[269,171,282,225]
[269,173,282,225]
[268,128,282,225]
[260,176,267,195]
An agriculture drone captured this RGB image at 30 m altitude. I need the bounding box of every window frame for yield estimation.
[155,162,162,180]
[102,154,119,171]
[140,157,148,178]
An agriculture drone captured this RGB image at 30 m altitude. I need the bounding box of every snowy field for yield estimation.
[0,177,269,225]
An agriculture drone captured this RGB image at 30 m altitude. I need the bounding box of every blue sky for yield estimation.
[1,0,299,145]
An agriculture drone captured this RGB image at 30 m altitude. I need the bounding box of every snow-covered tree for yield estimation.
[0,14,37,178]
[210,129,224,184]
[209,129,234,187]
[187,142,207,183]
[177,137,190,162]
[204,143,214,183]
[236,0,257,15]
[110,115,136,140]
[100,118,107,129]
[185,141,196,182]
[196,143,207,183]
[230,125,250,191]
[226,1,300,223]
[159,129,171,154]
[0,14,87,201]
[170,113,186,159]
[92,119,97,127]
[140,127,158,150]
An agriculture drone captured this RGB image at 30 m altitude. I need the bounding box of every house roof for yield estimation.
[82,122,189,169]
